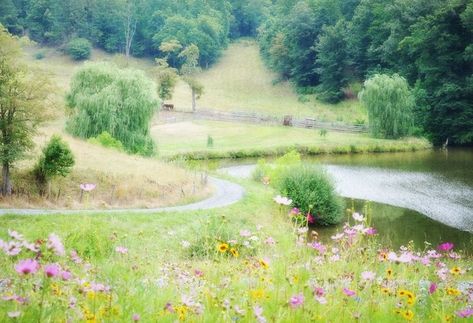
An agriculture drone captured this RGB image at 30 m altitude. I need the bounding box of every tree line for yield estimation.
[259,0,473,145]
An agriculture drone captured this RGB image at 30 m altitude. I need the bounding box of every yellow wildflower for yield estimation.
[217,243,229,253]
[446,287,461,296]
[259,259,269,269]
[250,289,266,300]
[450,267,461,275]
[230,248,239,257]
[402,310,414,321]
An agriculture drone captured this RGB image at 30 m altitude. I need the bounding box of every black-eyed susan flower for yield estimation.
[446,287,461,296]
[402,310,414,321]
[229,248,239,257]
[217,243,229,253]
[259,259,269,269]
[450,266,462,275]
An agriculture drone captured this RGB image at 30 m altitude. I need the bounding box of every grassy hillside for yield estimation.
[0,46,209,210]
[172,40,366,123]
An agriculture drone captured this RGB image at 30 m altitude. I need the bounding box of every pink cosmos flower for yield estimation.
[8,311,20,318]
[15,259,39,276]
[429,282,437,294]
[240,230,252,237]
[273,195,292,206]
[437,242,454,252]
[313,287,327,304]
[115,246,128,254]
[364,227,377,235]
[307,213,315,224]
[61,270,73,281]
[253,305,267,323]
[361,271,376,281]
[4,241,21,256]
[22,241,40,253]
[331,233,344,240]
[132,314,141,321]
[44,263,61,278]
[80,183,96,192]
[47,233,65,256]
[343,288,356,297]
[264,237,276,245]
[70,250,82,264]
[456,308,473,318]
[8,229,24,241]
[194,269,204,277]
[308,241,326,254]
[289,293,305,309]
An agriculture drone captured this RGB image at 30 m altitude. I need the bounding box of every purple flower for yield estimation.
[132,314,141,321]
[343,288,356,297]
[44,263,61,278]
[194,269,204,277]
[364,227,377,235]
[437,242,454,252]
[457,308,473,318]
[308,241,326,254]
[47,233,65,256]
[289,293,304,309]
[429,282,437,294]
[15,259,39,276]
[70,250,82,264]
[307,213,315,224]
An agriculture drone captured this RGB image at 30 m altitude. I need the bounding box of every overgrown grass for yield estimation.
[152,120,431,160]
[0,178,471,322]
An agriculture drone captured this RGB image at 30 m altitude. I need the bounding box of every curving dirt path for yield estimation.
[0,177,245,216]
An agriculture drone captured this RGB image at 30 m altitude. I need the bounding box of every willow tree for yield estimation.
[0,25,51,195]
[66,62,159,156]
[359,74,414,139]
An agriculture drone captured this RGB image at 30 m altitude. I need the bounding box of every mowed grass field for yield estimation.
[172,40,366,123]
[151,120,431,158]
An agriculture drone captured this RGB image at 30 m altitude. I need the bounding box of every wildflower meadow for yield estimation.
[0,185,472,322]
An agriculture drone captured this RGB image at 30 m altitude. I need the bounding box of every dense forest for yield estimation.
[0,0,472,145]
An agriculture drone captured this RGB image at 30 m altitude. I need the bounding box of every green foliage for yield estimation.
[66,38,91,60]
[34,135,75,186]
[277,164,344,226]
[155,58,178,101]
[34,51,45,60]
[207,135,214,148]
[66,62,159,156]
[0,25,51,195]
[87,131,124,151]
[360,74,414,139]
[252,150,301,187]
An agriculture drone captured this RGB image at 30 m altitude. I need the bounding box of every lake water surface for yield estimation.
[219,148,473,251]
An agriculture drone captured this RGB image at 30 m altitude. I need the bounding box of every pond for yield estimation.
[218,148,473,251]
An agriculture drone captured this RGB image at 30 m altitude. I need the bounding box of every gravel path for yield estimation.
[0,177,245,216]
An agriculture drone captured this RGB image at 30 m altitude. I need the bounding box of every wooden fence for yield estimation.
[159,109,368,133]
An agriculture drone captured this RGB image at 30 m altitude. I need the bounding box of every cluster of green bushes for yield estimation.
[87,132,124,152]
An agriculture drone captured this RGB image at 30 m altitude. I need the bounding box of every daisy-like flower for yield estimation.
[352,212,365,222]
[343,288,356,297]
[402,310,414,321]
[361,271,376,281]
[273,195,292,206]
[456,308,473,318]
[264,237,276,245]
[289,293,304,309]
[47,233,65,256]
[450,266,462,275]
[8,230,24,241]
[437,242,454,252]
[259,258,269,269]
[115,246,128,254]
[15,259,39,276]
[217,243,229,253]
[44,263,61,278]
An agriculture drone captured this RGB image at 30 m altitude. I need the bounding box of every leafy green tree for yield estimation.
[179,44,204,112]
[34,135,74,192]
[360,74,414,139]
[315,20,352,103]
[66,38,91,60]
[0,26,51,195]
[66,62,159,156]
[154,58,178,105]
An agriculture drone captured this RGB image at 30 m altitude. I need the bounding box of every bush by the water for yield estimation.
[66,38,91,60]
[88,131,124,151]
[277,164,343,226]
[66,63,159,156]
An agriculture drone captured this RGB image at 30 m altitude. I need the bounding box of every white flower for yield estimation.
[181,240,191,249]
[352,212,365,222]
[273,195,292,206]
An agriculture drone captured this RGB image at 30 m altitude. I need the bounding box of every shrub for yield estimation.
[66,38,92,60]
[66,62,159,156]
[277,164,343,226]
[88,131,124,151]
[34,135,75,191]
[34,51,45,60]
[252,150,301,186]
